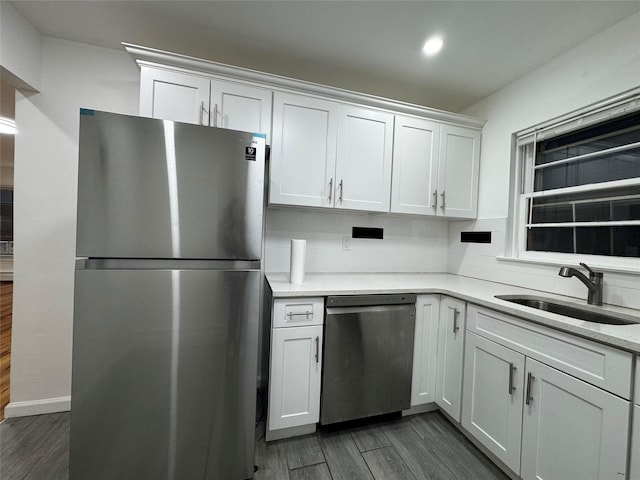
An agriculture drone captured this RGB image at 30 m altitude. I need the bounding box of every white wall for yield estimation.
[6,37,139,417]
[265,208,448,274]
[0,2,42,90]
[450,12,640,309]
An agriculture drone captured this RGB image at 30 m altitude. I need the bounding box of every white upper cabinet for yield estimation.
[391,116,440,215]
[269,92,338,208]
[140,66,211,125]
[131,49,484,217]
[391,117,480,218]
[438,124,481,218]
[270,93,393,212]
[139,65,272,140]
[335,105,394,212]
[210,79,272,142]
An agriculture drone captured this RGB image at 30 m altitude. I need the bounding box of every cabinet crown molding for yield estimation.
[123,42,485,129]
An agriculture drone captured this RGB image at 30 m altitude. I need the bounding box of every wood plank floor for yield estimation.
[0,410,509,480]
[0,412,70,480]
[0,281,12,421]
[255,412,509,480]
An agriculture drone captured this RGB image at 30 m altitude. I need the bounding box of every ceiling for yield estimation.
[9,0,640,112]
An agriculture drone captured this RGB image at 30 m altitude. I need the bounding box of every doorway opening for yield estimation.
[0,70,16,421]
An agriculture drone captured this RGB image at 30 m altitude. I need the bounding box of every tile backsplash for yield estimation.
[264,209,639,310]
[265,208,449,274]
[448,217,640,310]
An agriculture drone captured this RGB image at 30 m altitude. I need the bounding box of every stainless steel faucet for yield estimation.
[558,262,603,306]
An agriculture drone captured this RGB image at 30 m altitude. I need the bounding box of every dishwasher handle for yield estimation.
[326,304,416,317]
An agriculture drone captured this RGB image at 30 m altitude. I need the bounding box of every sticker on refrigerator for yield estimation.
[245,146,257,161]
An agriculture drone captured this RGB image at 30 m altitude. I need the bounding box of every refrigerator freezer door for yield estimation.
[76,111,265,260]
[70,267,260,479]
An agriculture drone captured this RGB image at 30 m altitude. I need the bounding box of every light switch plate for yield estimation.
[342,236,351,251]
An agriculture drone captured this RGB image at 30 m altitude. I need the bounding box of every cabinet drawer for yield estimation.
[467,304,633,399]
[273,297,325,328]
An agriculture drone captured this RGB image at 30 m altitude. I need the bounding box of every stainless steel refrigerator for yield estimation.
[71,110,266,479]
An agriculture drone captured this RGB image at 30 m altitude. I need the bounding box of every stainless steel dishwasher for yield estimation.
[320,294,416,425]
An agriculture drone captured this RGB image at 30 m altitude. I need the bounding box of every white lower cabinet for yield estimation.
[267,297,324,438]
[520,358,629,480]
[462,332,525,474]
[631,403,640,480]
[411,295,440,406]
[435,297,466,421]
[464,305,632,480]
[268,325,323,431]
[628,356,640,480]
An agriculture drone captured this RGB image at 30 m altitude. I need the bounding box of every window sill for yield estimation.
[496,255,640,276]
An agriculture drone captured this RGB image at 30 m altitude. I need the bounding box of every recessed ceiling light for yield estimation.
[0,117,17,135]
[422,36,444,56]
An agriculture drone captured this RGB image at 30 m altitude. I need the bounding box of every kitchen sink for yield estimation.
[495,295,639,325]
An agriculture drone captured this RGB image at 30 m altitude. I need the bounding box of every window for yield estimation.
[511,89,640,267]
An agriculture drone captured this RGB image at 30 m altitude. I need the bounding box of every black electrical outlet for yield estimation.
[461,231,492,243]
[352,227,383,239]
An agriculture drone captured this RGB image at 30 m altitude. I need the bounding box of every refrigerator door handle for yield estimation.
[77,258,261,271]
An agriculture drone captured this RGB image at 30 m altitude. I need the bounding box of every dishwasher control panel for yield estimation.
[326,293,417,308]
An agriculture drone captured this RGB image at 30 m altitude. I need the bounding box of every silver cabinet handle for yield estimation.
[286,311,311,319]
[508,363,516,395]
[440,190,446,211]
[328,178,333,202]
[433,189,438,210]
[452,308,460,333]
[525,372,535,405]
[213,103,218,127]
[339,180,344,204]
[315,336,319,363]
[200,101,209,126]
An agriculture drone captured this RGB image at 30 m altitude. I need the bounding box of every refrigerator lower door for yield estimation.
[70,267,260,480]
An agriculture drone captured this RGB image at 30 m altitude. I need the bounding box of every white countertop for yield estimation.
[266,272,640,353]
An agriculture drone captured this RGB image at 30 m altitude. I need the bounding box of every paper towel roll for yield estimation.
[289,239,306,284]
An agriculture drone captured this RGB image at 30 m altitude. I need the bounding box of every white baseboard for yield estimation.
[4,396,71,418]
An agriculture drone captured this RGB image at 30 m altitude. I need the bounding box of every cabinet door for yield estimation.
[270,93,337,208]
[633,357,640,480]
[462,332,525,474]
[391,116,440,215]
[521,358,629,480]
[630,404,640,480]
[139,66,211,125]
[411,295,440,406]
[210,80,272,142]
[438,124,480,218]
[268,325,322,431]
[435,297,466,421]
[335,105,394,212]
